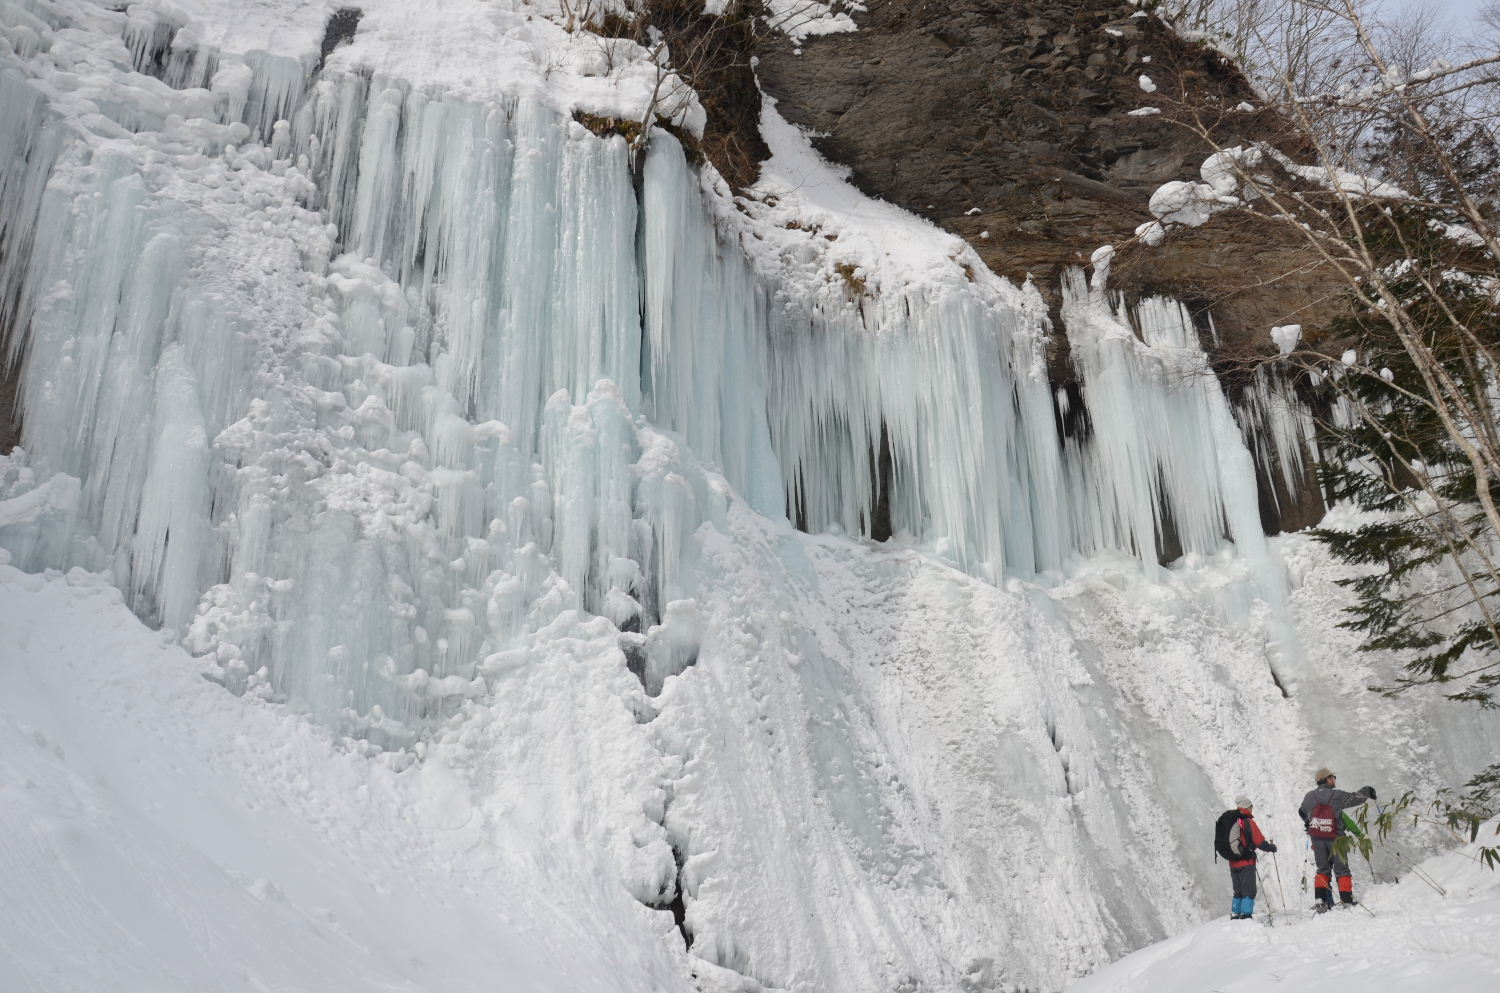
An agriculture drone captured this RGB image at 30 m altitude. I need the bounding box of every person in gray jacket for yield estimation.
[1299,767,1377,911]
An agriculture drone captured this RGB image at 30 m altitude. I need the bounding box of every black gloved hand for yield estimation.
[1263,842,1278,853]
[1359,785,1377,800]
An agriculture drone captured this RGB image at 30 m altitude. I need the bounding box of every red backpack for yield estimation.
[1307,798,1338,839]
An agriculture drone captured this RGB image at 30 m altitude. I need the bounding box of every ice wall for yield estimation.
[1,0,1288,716]
[2,2,1483,991]
[0,0,1329,673]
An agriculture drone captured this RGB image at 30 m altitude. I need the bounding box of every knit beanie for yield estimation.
[1314,767,1334,784]
[1235,796,1252,810]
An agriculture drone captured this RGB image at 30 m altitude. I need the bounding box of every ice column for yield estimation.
[1234,364,1321,523]
[640,132,783,519]
[1059,269,1302,681]
[1061,271,1233,563]
[760,275,1065,579]
[0,70,60,359]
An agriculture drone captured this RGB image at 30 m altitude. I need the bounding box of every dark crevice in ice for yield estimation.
[665,841,691,949]
[0,343,21,454]
[0,235,23,453]
[1045,716,1078,796]
[646,646,697,697]
[868,420,893,543]
[1053,379,1090,444]
[638,792,693,950]
[126,16,178,80]
[317,8,364,75]
[623,636,649,689]
[1153,473,1185,566]
[789,468,809,535]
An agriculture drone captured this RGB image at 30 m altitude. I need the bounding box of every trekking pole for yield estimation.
[1271,851,1288,910]
[1255,865,1276,924]
[1364,798,1451,897]
[1383,846,1448,897]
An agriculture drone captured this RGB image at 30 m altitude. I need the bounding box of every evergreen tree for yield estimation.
[1307,206,1500,705]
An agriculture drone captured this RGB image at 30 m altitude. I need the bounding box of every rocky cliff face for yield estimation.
[753,0,1335,359]
[748,0,1333,532]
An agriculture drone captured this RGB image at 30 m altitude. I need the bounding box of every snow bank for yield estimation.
[7,483,1495,992]
[0,555,696,993]
[1067,828,1500,993]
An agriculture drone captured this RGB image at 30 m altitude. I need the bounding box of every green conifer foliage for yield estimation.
[1306,198,1500,705]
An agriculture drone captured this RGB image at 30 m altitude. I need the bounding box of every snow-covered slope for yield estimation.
[0,551,698,993]
[7,451,1497,992]
[1067,828,1500,993]
[2,1,1499,991]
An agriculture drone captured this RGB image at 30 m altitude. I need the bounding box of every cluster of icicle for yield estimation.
[0,0,1315,726]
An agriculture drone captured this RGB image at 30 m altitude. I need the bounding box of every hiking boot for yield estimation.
[1313,902,1334,914]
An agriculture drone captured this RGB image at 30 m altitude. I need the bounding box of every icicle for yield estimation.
[1233,363,1319,521]
[1059,272,1232,563]
[0,2,1316,726]
[163,36,219,91]
[240,51,311,141]
[121,6,180,81]
[0,0,49,61]
[641,132,781,518]
[1058,269,1302,687]
[129,343,213,629]
[758,270,1064,578]
[0,71,60,367]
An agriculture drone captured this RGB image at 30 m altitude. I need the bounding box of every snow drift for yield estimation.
[0,552,698,992]
[1067,824,1500,993]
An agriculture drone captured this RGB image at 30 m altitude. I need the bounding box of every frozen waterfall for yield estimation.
[8,3,1486,992]
[0,3,1316,723]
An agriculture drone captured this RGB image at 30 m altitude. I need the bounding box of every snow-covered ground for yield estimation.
[6,491,1498,992]
[1067,828,1500,993]
[0,550,702,993]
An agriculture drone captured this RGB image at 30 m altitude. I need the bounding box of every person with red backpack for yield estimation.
[1214,797,1278,919]
[1299,767,1377,911]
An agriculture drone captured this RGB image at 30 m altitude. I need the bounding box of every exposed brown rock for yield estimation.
[610,0,771,190]
[752,0,1341,372]
[738,0,1340,534]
